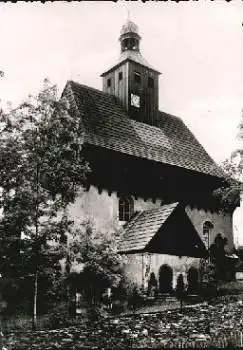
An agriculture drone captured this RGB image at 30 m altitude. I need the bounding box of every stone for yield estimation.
[130,333,138,338]
[141,329,148,336]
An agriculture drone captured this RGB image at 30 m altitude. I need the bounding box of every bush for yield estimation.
[111,299,128,315]
[147,272,158,297]
[176,274,185,298]
[127,285,143,312]
[86,305,105,322]
[42,302,78,330]
[112,276,130,297]
[199,282,218,301]
[217,281,243,295]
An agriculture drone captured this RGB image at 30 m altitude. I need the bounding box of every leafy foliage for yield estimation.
[187,267,199,294]
[209,234,236,282]
[176,274,185,296]
[213,111,243,210]
[175,273,185,311]
[199,233,236,301]
[68,222,126,305]
[0,79,89,320]
[147,272,158,297]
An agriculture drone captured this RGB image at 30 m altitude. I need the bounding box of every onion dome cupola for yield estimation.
[119,19,141,52]
[101,17,161,126]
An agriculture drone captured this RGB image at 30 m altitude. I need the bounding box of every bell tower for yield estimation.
[101,17,161,126]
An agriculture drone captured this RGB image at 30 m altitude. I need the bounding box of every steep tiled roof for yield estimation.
[117,203,179,253]
[101,50,160,75]
[66,80,225,179]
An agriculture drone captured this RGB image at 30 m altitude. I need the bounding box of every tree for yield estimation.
[147,272,158,297]
[214,110,243,210]
[199,234,232,301]
[209,233,235,281]
[187,267,199,295]
[68,221,126,308]
[175,274,185,312]
[0,79,89,329]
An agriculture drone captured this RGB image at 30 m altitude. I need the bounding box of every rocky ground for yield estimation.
[3,301,243,349]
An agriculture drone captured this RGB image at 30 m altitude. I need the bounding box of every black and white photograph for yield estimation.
[0,1,243,348]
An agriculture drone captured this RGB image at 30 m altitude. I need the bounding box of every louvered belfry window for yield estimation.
[134,71,141,84]
[148,76,154,88]
[119,196,134,221]
[118,72,123,81]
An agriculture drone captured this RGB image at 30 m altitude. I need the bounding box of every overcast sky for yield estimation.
[0,1,243,244]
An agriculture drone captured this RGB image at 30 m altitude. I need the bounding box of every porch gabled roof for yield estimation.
[117,203,207,258]
[117,203,178,253]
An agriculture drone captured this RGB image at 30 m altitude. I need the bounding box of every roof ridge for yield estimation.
[68,80,128,117]
[142,202,179,215]
[68,80,120,101]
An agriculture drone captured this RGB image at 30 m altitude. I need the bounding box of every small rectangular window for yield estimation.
[134,72,141,84]
[148,76,154,88]
[119,72,123,81]
[107,78,111,87]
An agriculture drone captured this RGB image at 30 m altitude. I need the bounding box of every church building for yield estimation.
[62,19,238,292]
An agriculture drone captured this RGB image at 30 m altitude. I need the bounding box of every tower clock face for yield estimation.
[131,93,140,108]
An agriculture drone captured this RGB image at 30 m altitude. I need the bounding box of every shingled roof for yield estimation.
[117,203,179,253]
[117,203,207,257]
[101,50,160,76]
[64,80,225,179]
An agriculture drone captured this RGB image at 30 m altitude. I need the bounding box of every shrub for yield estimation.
[42,302,77,330]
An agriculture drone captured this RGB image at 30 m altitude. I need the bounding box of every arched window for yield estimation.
[119,196,134,221]
[203,221,214,249]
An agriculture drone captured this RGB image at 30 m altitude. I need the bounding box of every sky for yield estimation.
[0,1,243,244]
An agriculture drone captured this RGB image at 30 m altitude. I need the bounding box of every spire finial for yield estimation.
[127,9,130,22]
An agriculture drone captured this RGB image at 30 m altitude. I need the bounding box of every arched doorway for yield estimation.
[187,267,199,294]
[159,264,173,294]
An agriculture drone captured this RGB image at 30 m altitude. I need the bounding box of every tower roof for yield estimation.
[101,50,160,76]
[120,19,140,36]
[101,17,160,76]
